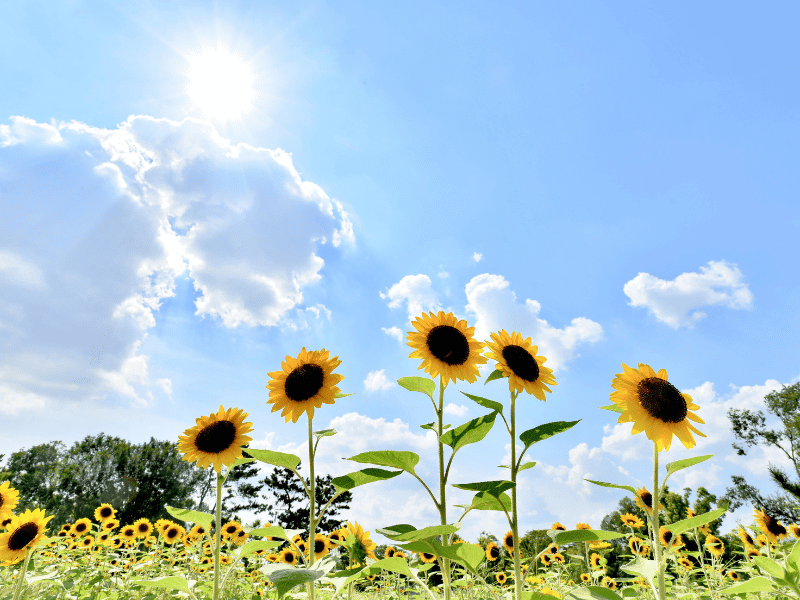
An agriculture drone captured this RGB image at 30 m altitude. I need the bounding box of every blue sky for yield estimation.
[1,0,799,544]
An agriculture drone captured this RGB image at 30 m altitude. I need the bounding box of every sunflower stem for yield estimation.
[651,442,666,600]
[308,414,317,600]
[437,374,452,600]
[11,546,33,600]
[509,390,522,600]
[213,468,223,600]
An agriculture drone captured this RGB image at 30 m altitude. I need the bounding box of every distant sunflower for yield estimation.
[589,541,611,549]
[103,519,119,531]
[635,487,664,516]
[0,481,19,519]
[746,546,760,559]
[728,571,740,581]
[419,551,436,564]
[80,536,94,548]
[659,527,683,550]
[704,535,724,557]
[485,542,500,561]
[385,545,395,558]
[234,529,248,546]
[540,553,551,566]
[295,538,308,556]
[394,551,406,560]
[580,573,591,583]
[72,518,93,537]
[314,534,330,559]
[484,330,557,400]
[344,521,377,562]
[620,513,645,529]
[0,508,54,565]
[503,531,515,554]
[677,557,694,571]
[610,363,706,451]
[133,518,153,539]
[790,524,800,539]
[686,508,696,519]
[162,524,186,545]
[576,523,592,530]
[281,548,299,565]
[94,504,116,523]
[589,553,603,570]
[178,405,254,473]
[495,573,507,585]
[406,311,487,386]
[551,522,566,532]
[551,553,565,564]
[754,508,789,544]
[540,588,560,598]
[120,525,137,542]
[601,577,616,590]
[629,536,646,556]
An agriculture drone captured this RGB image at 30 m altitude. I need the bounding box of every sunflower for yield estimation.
[281,548,299,565]
[133,518,153,539]
[394,551,406,559]
[71,518,93,537]
[162,524,186,545]
[266,348,345,423]
[80,535,94,548]
[503,531,515,554]
[540,553,551,566]
[746,546,760,559]
[635,487,664,516]
[0,508,54,565]
[94,503,116,523]
[754,508,789,544]
[620,513,645,529]
[551,552,566,564]
[790,524,800,539]
[589,541,611,549]
[677,556,694,571]
[576,522,592,530]
[385,545,395,558]
[728,571,740,581]
[313,534,330,559]
[704,535,724,557]
[0,481,19,519]
[178,405,254,474]
[698,523,712,536]
[234,529,249,546]
[419,551,436,564]
[104,519,120,531]
[495,572,507,584]
[406,311,487,386]
[551,522,567,531]
[485,542,500,561]
[484,330,558,400]
[659,527,683,550]
[540,589,560,598]
[589,553,603,570]
[295,538,308,556]
[343,521,377,562]
[580,573,591,583]
[686,508,696,519]
[120,525,137,542]
[628,536,646,555]
[601,577,616,590]
[609,363,706,451]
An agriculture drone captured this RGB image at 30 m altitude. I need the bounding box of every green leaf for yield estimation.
[452,480,515,497]
[248,526,304,543]
[563,586,624,600]
[236,539,282,560]
[554,530,625,544]
[369,557,412,577]
[346,450,419,475]
[618,556,659,581]
[599,404,624,413]
[243,448,301,471]
[519,420,581,454]
[518,461,537,472]
[376,523,460,542]
[753,555,787,580]
[264,566,326,599]
[663,507,727,536]
[332,468,403,493]
[334,392,353,399]
[420,422,451,431]
[165,506,215,526]
[459,391,504,414]
[786,539,800,574]
[718,576,775,594]
[485,369,506,384]
[467,491,512,512]
[397,377,436,401]
[137,576,191,593]
[440,412,498,453]
[231,456,257,468]
[584,479,638,495]
[314,429,337,439]
[438,542,486,578]
[663,455,714,481]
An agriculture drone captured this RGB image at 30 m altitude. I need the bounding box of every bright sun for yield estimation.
[185,46,256,121]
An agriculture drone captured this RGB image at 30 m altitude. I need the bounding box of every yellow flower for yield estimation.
[484,330,557,400]
[502,530,515,554]
[659,527,684,550]
[71,518,93,537]
[635,487,664,516]
[133,518,153,539]
[737,526,755,547]
[576,523,592,530]
[540,588,560,598]
[266,348,345,423]
[620,513,645,528]
[704,535,724,557]
[551,522,566,532]
[495,572,507,584]
[94,504,116,523]
[419,551,436,564]
[406,311,487,386]
[485,542,500,561]
[162,523,186,545]
[343,521,377,561]
[313,534,330,559]
[0,508,54,565]
[178,405,254,473]
[610,363,706,451]
[281,548,299,565]
[0,482,20,519]
[754,508,789,544]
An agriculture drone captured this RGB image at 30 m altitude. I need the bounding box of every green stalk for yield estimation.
[509,390,522,600]
[308,414,317,600]
[651,442,666,600]
[11,546,33,600]
[437,374,452,600]
[213,468,224,600]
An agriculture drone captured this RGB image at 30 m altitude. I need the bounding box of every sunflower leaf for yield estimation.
[346,450,419,476]
[397,377,436,401]
[243,448,301,471]
[452,480,515,497]
[332,468,403,493]
[368,557,412,577]
[334,393,354,399]
[485,369,506,384]
[663,454,714,482]
[236,539,282,560]
[313,429,337,438]
[438,542,486,578]
[584,479,638,495]
[718,575,775,594]
[753,556,788,580]
[459,391,504,414]
[420,422,451,431]
[563,586,625,600]
[231,457,257,468]
[786,540,800,574]
[137,576,191,593]
[164,506,214,527]
[440,412,498,453]
[518,461,537,472]
[599,404,624,413]
[663,507,727,536]
[377,523,460,542]
[519,420,581,456]
[249,526,304,543]
[263,566,326,599]
[468,490,512,512]
[618,556,659,581]
[554,530,625,544]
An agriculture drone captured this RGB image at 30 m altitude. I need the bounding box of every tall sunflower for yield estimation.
[406,311,487,386]
[178,405,254,474]
[0,481,20,519]
[610,363,706,451]
[266,348,345,423]
[0,508,54,566]
[484,330,557,400]
[754,508,789,544]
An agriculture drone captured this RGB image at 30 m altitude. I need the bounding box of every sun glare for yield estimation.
[185,46,256,122]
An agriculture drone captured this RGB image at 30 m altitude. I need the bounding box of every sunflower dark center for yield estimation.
[285,364,325,401]
[9,523,38,551]
[501,345,539,382]
[195,420,237,454]
[489,546,499,558]
[640,491,653,508]
[75,523,87,533]
[662,531,673,543]
[426,325,470,366]
[636,377,688,423]
[315,540,326,553]
[99,507,113,519]
[764,515,787,536]
[167,528,179,539]
[138,524,149,533]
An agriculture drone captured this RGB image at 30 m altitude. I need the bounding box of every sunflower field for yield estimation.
[3,311,800,600]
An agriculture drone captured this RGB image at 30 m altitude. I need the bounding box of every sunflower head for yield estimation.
[754,508,788,543]
[704,535,724,557]
[576,522,592,530]
[620,513,645,529]
[551,522,566,532]
[94,503,116,523]
[635,487,664,515]
[659,527,684,550]
[0,481,20,519]
[419,551,436,564]
[503,530,515,553]
[580,573,591,583]
[313,533,330,558]
[178,406,254,474]
[495,572,507,584]
[0,508,54,565]
[266,348,345,423]
[485,330,557,400]
[406,311,487,386]
[610,363,706,452]
[485,542,500,561]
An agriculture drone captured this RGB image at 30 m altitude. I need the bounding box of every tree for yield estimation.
[724,382,800,523]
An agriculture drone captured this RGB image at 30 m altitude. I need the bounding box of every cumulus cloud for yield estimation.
[444,403,468,416]
[0,115,354,411]
[380,274,441,322]
[364,369,394,392]
[623,260,753,329]
[381,326,403,342]
[463,273,604,372]
[472,252,482,263]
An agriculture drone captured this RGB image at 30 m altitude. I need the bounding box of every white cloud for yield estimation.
[438,269,449,279]
[381,326,403,342]
[0,115,354,410]
[156,378,173,398]
[444,403,468,416]
[364,369,394,392]
[464,273,604,372]
[623,259,753,329]
[472,252,482,263]
[380,274,441,322]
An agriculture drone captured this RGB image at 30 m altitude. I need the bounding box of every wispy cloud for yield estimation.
[380,274,441,322]
[381,326,404,342]
[364,369,394,391]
